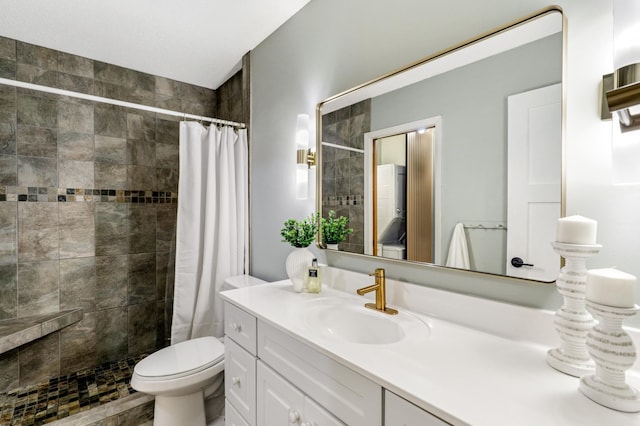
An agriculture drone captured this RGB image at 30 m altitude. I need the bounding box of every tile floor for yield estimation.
[0,354,147,425]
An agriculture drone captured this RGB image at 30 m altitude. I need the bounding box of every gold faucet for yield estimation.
[356,268,398,315]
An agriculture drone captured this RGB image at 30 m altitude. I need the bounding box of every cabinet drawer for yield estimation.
[225,302,257,355]
[225,338,257,426]
[384,391,450,426]
[258,321,382,426]
[226,398,249,426]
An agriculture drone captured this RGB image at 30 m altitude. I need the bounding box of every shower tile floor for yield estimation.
[0,355,147,425]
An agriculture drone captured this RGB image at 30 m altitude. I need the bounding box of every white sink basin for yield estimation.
[302,297,430,345]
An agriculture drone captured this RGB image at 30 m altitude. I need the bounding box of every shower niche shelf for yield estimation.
[0,308,84,354]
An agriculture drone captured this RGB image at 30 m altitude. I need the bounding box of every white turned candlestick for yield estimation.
[546,241,602,377]
[580,301,640,412]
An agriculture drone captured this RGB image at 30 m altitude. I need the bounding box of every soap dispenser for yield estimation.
[306,258,322,293]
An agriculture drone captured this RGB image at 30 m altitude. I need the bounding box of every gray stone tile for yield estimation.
[156,254,174,308]
[126,139,155,166]
[154,95,181,112]
[155,143,178,169]
[16,63,58,87]
[58,159,94,189]
[127,165,156,189]
[96,255,127,310]
[58,131,94,161]
[128,205,156,254]
[0,58,16,80]
[0,202,17,265]
[96,307,127,363]
[58,52,93,78]
[58,100,94,133]
[128,253,156,305]
[95,135,126,164]
[127,113,156,142]
[0,154,16,186]
[156,167,178,192]
[96,203,128,256]
[16,94,57,128]
[0,37,16,61]
[155,76,181,98]
[60,257,96,314]
[18,332,60,387]
[0,85,16,123]
[59,202,95,259]
[95,163,127,189]
[17,156,57,187]
[16,42,57,70]
[16,125,57,157]
[156,119,179,145]
[128,301,156,355]
[57,72,94,95]
[0,348,19,392]
[95,105,126,138]
[17,260,59,316]
[116,399,154,425]
[94,62,135,87]
[0,264,17,319]
[156,204,176,253]
[18,202,58,262]
[60,312,97,375]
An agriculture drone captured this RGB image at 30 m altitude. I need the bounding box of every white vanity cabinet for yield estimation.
[385,391,450,426]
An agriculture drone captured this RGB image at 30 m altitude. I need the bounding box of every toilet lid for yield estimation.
[134,336,224,379]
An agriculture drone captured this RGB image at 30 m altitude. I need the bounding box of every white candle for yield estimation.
[586,268,637,308]
[556,215,597,245]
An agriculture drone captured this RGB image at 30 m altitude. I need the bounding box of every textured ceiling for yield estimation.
[0,0,310,89]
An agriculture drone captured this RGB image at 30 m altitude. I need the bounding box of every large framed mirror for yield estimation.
[316,7,564,283]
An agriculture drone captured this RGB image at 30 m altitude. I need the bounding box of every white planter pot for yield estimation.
[285,247,314,292]
[326,243,339,250]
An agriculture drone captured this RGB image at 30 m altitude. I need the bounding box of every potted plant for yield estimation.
[280,213,318,291]
[321,210,353,250]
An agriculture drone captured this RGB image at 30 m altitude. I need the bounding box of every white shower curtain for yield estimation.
[171,122,248,344]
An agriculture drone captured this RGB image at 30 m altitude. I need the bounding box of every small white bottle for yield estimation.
[306,258,322,294]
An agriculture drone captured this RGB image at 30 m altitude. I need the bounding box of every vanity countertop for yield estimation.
[221,276,640,426]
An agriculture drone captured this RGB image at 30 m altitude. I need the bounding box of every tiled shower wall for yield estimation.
[321,100,370,254]
[0,36,246,393]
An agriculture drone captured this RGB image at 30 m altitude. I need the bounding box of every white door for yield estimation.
[507,83,562,281]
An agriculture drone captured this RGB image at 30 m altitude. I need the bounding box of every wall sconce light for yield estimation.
[295,114,317,200]
[602,0,640,131]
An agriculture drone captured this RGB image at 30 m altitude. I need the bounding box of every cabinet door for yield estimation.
[304,396,345,426]
[257,361,304,426]
[225,338,257,425]
[384,391,449,426]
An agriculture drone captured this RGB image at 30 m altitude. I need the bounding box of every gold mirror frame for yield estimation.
[315,6,566,284]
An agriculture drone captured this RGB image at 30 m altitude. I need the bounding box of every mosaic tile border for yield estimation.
[323,194,364,206]
[0,354,147,426]
[0,186,177,204]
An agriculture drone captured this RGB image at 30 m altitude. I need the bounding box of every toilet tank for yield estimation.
[223,274,266,291]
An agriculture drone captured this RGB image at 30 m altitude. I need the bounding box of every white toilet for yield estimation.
[131,274,265,426]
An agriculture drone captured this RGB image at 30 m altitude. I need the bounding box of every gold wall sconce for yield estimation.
[602,0,640,132]
[295,114,317,200]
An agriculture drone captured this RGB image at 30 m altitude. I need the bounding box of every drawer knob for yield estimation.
[232,376,241,386]
[231,322,242,332]
[288,410,300,424]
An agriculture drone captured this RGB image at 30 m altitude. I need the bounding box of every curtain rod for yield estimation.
[0,77,246,129]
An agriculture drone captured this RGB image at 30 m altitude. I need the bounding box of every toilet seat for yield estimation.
[134,336,224,381]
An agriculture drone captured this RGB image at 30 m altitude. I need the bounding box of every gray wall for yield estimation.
[371,33,562,274]
[0,37,233,392]
[250,0,629,320]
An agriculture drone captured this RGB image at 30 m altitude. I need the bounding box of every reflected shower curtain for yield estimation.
[171,122,248,344]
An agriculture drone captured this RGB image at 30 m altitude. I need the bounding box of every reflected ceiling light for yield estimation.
[602,0,640,131]
[295,114,316,200]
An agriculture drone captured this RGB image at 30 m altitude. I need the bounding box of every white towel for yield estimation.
[446,223,470,269]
